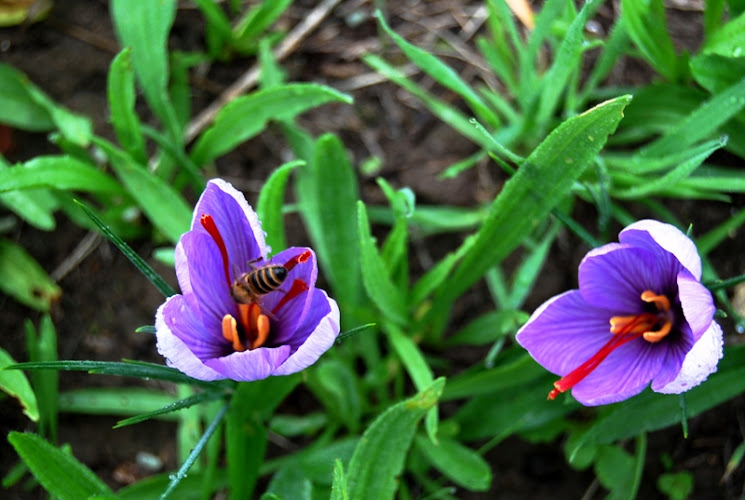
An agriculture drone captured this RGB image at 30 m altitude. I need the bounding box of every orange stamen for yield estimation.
[547,289,674,400]
[222,314,246,352]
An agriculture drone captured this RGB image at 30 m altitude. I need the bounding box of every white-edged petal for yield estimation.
[657,321,723,394]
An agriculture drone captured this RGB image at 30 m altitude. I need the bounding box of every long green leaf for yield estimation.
[357,201,408,325]
[0,156,124,194]
[701,10,745,57]
[640,78,745,158]
[0,64,92,145]
[346,378,445,500]
[414,435,491,491]
[311,134,361,308]
[93,137,191,243]
[190,84,352,166]
[431,96,632,329]
[614,136,726,198]
[536,0,601,125]
[227,383,268,500]
[25,315,58,441]
[8,432,113,500]
[108,48,147,163]
[256,160,303,253]
[443,353,547,401]
[0,63,54,130]
[0,347,38,421]
[111,0,181,141]
[376,11,498,128]
[0,239,60,311]
[363,54,492,150]
[0,177,56,230]
[330,459,349,500]
[621,0,679,81]
[7,360,223,389]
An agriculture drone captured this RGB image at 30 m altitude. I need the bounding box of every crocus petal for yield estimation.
[650,322,693,390]
[193,179,267,273]
[204,344,291,382]
[579,245,678,311]
[571,338,666,405]
[155,297,225,381]
[620,219,702,280]
[174,241,199,313]
[259,247,318,341]
[516,291,613,375]
[274,290,340,376]
[657,321,723,394]
[181,231,234,335]
[677,270,715,340]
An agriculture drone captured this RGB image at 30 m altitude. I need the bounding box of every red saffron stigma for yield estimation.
[201,214,231,287]
[283,250,311,272]
[547,290,673,400]
[272,279,309,315]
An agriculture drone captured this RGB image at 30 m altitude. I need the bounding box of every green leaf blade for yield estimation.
[346,378,445,500]
[8,432,114,500]
[111,0,181,140]
[191,84,352,166]
[0,348,39,421]
[435,96,632,317]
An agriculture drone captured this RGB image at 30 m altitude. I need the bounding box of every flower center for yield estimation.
[547,290,674,400]
[200,214,310,352]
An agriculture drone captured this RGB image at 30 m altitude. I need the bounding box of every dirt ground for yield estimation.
[1,1,744,498]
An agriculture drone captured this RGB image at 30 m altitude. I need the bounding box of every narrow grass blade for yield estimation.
[640,78,745,158]
[621,0,680,81]
[115,390,226,428]
[614,136,726,199]
[75,199,176,297]
[25,315,58,441]
[376,11,499,128]
[7,360,222,389]
[536,0,601,126]
[159,403,229,500]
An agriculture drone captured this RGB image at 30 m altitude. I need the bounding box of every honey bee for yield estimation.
[231,264,288,304]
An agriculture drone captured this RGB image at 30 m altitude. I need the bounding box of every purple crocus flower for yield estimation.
[516,220,723,406]
[155,179,340,381]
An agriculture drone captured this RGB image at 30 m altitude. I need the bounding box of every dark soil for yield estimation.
[1,1,744,499]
